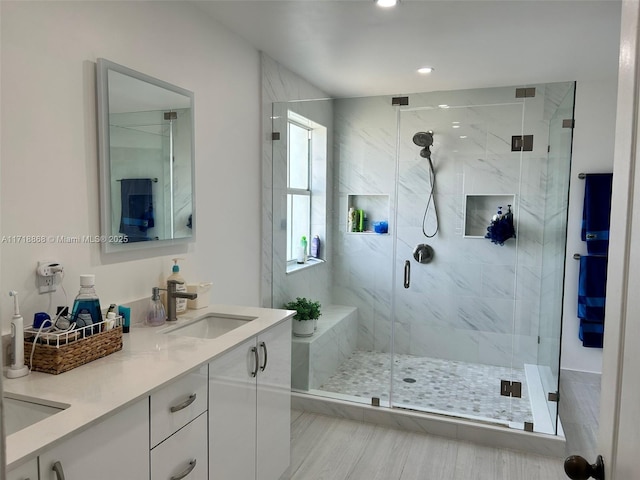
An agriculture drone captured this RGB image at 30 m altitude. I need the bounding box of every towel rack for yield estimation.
[578,172,613,179]
[117,178,158,182]
[573,253,608,260]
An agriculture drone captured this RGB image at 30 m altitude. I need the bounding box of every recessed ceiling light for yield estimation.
[376,0,398,7]
[417,67,434,74]
[438,104,450,109]
[459,135,468,139]
[452,125,460,129]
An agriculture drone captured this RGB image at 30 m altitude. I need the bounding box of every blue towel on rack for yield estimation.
[119,178,154,242]
[578,255,608,348]
[581,173,613,255]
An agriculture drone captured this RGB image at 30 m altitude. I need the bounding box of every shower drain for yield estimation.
[403,378,416,383]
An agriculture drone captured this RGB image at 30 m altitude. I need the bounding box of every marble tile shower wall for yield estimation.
[261,54,333,309]
[332,83,573,369]
[271,98,334,310]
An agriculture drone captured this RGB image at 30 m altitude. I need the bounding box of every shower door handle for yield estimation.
[404,260,411,288]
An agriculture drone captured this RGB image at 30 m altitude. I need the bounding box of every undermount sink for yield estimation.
[161,313,257,339]
[4,394,68,436]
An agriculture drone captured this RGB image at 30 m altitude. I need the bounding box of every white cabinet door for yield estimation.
[39,398,149,480]
[7,458,38,480]
[151,413,208,480]
[256,319,291,480]
[209,337,257,480]
[209,320,292,480]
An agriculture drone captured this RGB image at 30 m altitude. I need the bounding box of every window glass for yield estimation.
[287,194,311,260]
[288,122,309,190]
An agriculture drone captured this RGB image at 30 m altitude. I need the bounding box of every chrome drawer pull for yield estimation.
[52,461,66,480]
[259,341,268,372]
[170,393,197,413]
[251,346,259,377]
[170,459,197,480]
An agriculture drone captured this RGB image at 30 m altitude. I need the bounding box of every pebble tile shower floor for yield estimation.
[319,350,534,425]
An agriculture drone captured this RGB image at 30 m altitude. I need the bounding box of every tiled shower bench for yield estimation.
[291,305,357,391]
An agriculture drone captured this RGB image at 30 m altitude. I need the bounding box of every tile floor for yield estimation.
[318,350,534,425]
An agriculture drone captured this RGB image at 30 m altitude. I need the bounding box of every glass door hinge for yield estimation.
[511,135,534,152]
[515,87,536,98]
[391,96,409,106]
[500,380,522,398]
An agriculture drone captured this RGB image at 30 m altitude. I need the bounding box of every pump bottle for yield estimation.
[167,259,188,315]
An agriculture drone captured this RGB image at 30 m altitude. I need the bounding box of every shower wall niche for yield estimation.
[464,194,516,238]
[346,194,390,234]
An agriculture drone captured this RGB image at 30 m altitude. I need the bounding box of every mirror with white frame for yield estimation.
[96,58,195,253]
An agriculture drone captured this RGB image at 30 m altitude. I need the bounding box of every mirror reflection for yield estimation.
[97,58,195,252]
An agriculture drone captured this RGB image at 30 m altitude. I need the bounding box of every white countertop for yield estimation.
[3,304,294,470]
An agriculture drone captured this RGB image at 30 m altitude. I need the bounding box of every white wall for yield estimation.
[0,1,262,327]
[561,78,618,373]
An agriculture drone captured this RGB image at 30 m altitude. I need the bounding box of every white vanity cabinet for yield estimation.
[150,365,209,480]
[209,319,291,480]
[38,398,149,480]
[7,458,38,480]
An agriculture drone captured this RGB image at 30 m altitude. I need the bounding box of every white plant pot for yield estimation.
[292,319,315,337]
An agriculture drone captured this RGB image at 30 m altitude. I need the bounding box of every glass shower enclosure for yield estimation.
[273,82,575,435]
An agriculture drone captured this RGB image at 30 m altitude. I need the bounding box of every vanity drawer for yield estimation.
[151,412,208,480]
[151,364,208,447]
[7,458,38,480]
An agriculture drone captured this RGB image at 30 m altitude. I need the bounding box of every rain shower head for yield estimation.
[413,131,434,159]
[413,131,433,147]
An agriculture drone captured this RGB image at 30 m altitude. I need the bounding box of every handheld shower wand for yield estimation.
[412,131,439,238]
[6,290,29,378]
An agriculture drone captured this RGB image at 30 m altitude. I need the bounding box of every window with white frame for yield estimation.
[287,119,311,261]
[286,111,326,267]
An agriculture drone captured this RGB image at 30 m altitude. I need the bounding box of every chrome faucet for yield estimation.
[166,279,197,322]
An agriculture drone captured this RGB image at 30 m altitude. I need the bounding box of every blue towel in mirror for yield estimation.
[578,255,608,348]
[119,178,154,242]
[581,173,613,255]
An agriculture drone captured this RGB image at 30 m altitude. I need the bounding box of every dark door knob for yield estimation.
[564,455,605,480]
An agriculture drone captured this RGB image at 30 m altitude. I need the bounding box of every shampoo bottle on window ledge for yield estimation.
[297,236,307,264]
[311,235,320,258]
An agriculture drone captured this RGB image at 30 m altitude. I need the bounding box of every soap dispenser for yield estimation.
[167,258,188,315]
[146,287,166,327]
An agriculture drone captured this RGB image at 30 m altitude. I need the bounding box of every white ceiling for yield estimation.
[194,0,622,98]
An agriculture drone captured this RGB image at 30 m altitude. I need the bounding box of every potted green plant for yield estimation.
[283,297,321,337]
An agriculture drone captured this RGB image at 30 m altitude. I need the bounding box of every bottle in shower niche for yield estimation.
[297,236,308,264]
[71,274,102,336]
[348,207,356,232]
[492,206,503,222]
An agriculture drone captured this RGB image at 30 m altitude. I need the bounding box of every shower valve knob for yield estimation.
[413,244,434,264]
[564,455,605,480]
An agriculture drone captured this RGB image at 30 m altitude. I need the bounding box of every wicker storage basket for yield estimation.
[24,320,123,375]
